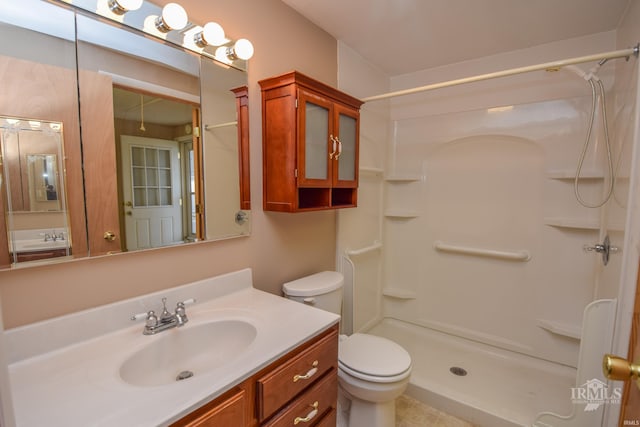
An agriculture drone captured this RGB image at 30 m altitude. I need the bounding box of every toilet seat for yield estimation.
[338,333,412,383]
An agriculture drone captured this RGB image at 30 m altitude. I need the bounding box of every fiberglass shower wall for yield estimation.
[382,32,631,368]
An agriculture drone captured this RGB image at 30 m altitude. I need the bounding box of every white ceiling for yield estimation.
[281,0,631,76]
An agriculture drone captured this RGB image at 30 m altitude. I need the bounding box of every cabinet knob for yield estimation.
[103,231,117,241]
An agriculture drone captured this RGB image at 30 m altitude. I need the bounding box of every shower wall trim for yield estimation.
[362,45,639,102]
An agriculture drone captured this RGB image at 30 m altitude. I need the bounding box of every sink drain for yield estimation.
[176,370,194,381]
[449,366,467,376]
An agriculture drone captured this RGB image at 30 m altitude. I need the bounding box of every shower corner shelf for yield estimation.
[382,287,417,300]
[546,169,604,180]
[384,210,420,219]
[360,166,384,176]
[385,174,422,183]
[536,319,581,340]
[543,217,600,230]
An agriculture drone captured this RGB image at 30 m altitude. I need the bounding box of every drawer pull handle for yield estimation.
[293,360,319,382]
[294,401,319,425]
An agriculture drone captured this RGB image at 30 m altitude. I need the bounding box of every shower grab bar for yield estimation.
[433,241,531,262]
[345,242,382,257]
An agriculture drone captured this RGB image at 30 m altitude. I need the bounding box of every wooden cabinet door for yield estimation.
[297,88,333,188]
[332,103,359,188]
[170,387,246,427]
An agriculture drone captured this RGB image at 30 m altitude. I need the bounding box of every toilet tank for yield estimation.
[282,271,344,315]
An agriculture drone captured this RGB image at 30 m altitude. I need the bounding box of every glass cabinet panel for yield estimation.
[304,101,329,180]
[337,113,357,182]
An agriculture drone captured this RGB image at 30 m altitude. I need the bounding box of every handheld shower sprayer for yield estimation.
[557,61,613,208]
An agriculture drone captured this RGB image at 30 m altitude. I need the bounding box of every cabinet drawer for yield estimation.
[262,370,337,427]
[257,329,338,421]
[313,409,337,427]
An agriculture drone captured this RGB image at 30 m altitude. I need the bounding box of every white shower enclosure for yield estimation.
[337,29,640,427]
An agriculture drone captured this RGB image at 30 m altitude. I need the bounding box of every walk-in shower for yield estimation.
[338,40,640,427]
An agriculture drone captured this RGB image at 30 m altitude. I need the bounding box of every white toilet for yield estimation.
[283,271,412,427]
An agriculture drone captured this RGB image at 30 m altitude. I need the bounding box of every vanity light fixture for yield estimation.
[154,2,188,33]
[107,0,143,15]
[193,22,226,47]
[28,121,42,129]
[225,38,254,61]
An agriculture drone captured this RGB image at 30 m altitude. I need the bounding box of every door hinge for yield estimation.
[294,169,298,178]
[193,126,200,138]
[295,98,298,109]
[195,204,203,214]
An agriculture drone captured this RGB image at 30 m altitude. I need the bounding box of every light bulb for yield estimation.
[108,0,143,15]
[233,38,254,60]
[194,22,226,47]
[155,3,188,32]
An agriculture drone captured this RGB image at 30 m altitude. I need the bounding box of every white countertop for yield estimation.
[6,269,339,426]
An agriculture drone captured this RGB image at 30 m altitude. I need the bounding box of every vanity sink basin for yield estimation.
[14,239,68,251]
[119,319,257,387]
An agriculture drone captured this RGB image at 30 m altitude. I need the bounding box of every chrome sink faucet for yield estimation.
[131,297,196,335]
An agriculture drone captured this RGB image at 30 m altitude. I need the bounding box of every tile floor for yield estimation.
[396,395,477,427]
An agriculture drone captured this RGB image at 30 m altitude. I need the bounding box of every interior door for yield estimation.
[619,264,640,424]
[120,135,182,251]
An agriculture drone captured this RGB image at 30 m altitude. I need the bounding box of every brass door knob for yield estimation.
[603,354,640,382]
[103,231,117,241]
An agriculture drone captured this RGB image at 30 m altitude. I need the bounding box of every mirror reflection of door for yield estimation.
[112,87,203,251]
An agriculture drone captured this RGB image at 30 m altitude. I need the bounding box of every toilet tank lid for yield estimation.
[283,271,344,296]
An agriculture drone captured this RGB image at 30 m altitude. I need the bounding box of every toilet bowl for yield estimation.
[283,271,412,427]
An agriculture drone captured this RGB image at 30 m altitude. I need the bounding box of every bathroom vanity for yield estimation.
[172,326,338,426]
[4,269,340,426]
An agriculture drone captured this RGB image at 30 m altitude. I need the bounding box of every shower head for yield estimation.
[561,64,601,82]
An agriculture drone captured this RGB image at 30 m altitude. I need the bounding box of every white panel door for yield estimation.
[120,135,182,251]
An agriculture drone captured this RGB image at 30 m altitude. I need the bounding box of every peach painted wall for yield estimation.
[0,0,339,328]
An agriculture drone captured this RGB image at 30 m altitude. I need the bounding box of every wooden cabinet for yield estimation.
[15,248,69,263]
[170,325,339,427]
[260,71,363,212]
[171,387,247,427]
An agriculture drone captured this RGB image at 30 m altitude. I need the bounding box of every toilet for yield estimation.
[283,271,412,427]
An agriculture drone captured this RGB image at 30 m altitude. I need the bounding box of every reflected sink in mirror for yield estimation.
[119,319,257,387]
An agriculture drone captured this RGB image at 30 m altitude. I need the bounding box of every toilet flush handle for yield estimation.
[302,297,315,305]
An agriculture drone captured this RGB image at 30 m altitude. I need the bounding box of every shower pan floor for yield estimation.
[367,318,576,427]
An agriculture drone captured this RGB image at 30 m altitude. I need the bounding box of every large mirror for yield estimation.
[0,0,250,269]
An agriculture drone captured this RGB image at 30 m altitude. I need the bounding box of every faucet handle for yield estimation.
[131,310,158,328]
[175,298,196,326]
[178,298,196,306]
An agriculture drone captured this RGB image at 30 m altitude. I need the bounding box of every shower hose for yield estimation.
[568,65,614,208]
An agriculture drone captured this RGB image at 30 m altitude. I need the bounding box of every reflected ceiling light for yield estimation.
[50,123,62,131]
[487,105,514,113]
[154,2,188,32]
[28,121,42,128]
[6,119,20,125]
[107,0,143,15]
[225,38,254,60]
[194,22,226,47]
